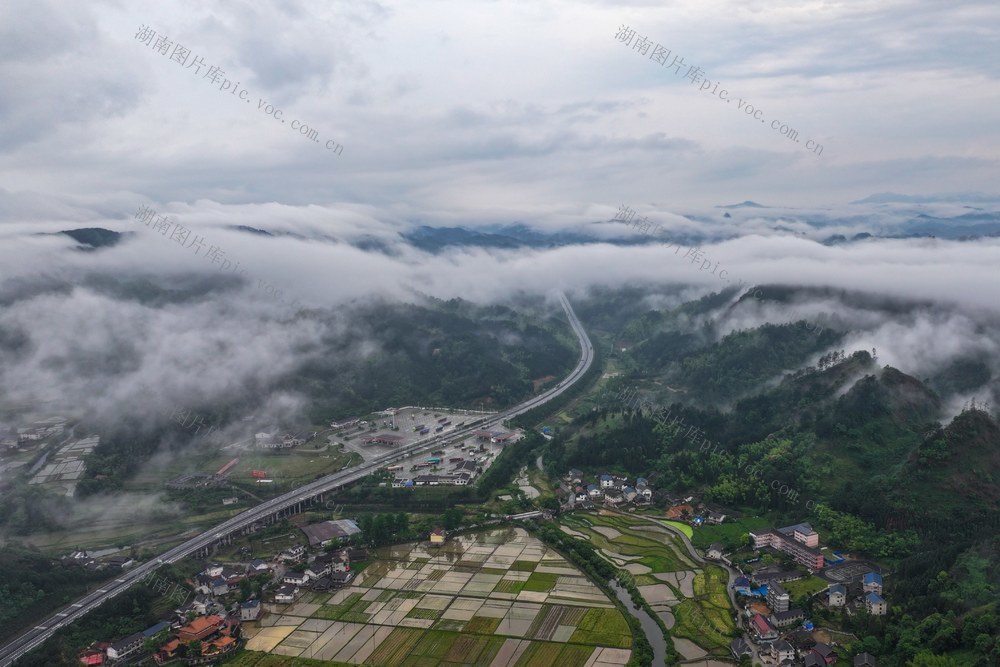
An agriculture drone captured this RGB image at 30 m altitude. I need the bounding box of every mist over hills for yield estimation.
[4,0,1000,659]
[42,191,1000,264]
[548,284,1000,664]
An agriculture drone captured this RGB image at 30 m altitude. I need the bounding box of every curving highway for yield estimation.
[0,292,593,666]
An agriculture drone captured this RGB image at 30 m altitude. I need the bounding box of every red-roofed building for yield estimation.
[749,613,779,641]
[178,614,224,643]
[665,504,694,520]
[78,650,104,666]
[153,639,182,665]
[203,634,239,657]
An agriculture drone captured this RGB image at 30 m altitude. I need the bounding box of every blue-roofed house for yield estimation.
[587,483,603,500]
[599,473,614,489]
[210,577,229,596]
[865,592,887,615]
[733,576,752,595]
[622,486,637,502]
[828,583,847,607]
[863,571,883,594]
[143,621,172,638]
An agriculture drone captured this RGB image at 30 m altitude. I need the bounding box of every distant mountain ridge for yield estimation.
[850,191,1000,205]
[54,228,127,249]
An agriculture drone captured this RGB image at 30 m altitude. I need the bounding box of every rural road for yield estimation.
[0,293,594,667]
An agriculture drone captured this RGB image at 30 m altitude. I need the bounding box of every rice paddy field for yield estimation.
[559,511,736,661]
[239,526,632,666]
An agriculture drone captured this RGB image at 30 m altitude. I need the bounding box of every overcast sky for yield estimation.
[2,0,1000,429]
[1,0,998,211]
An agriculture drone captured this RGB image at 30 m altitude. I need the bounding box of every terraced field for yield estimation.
[560,511,736,661]
[240,526,632,666]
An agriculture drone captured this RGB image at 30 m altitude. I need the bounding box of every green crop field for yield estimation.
[558,510,736,657]
[784,575,831,599]
[523,572,559,592]
[688,516,769,549]
[242,527,634,666]
[511,560,538,571]
[569,608,632,648]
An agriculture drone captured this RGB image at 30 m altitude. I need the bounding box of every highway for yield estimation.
[0,291,593,666]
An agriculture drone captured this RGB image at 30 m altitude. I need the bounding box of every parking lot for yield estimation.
[329,408,518,484]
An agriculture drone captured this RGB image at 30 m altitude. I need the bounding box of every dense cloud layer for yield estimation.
[1,195,998,428]
[0,1,999,207]
[2,0,998,548]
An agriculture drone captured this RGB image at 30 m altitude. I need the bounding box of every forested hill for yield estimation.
[545,285,1000,665]
[287,297,578,421]
[64,296,576,500]
[549,356,1000,663]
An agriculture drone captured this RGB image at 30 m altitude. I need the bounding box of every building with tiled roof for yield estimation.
[767,581,791,613]
[811,642,837,664]
[730,637,753,659]
[177,614,224,643]
[771,608,805,628]
[751,527,825,570]
[863,571,883,594]
[854,652,877,667]
[865,591,887,615]
[749,613,779,641]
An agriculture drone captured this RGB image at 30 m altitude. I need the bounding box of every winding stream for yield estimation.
[609,578,668,666]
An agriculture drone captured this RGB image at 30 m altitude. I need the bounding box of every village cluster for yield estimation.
[71,517,374,666]
[556,462,888,666]
[711,522,887,665]
[559,469,656,509]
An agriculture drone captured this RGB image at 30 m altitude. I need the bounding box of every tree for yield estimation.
[907,652,958,667]
[539,496,560,512]
[143,630,169,653]
[442,507,463,530]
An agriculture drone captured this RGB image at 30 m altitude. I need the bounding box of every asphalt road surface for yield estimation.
[0,291,593,667]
